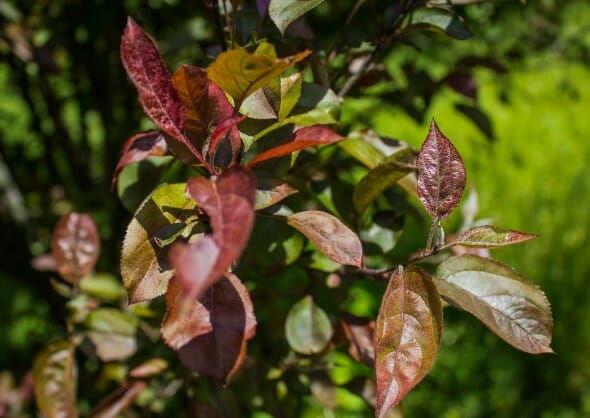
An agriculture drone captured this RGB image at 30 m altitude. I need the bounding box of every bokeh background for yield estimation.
[1,0,589,417]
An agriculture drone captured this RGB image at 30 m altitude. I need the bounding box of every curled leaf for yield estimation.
[445,225,538,249]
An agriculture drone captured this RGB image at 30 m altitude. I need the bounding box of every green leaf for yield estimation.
[339,136,385,170]
[283,83,340,126]
[79,273,126,302]
[435,255,553,354]
[269,0,325,34]
[406,7,473,40]
[374,266,443,417]
[285,295,333,355]
[121,183,196,303]
[444,225,538,249]
[33,340,78,418]
[278,72,302,121]
[353,148,416,215]
[84,308,138,362]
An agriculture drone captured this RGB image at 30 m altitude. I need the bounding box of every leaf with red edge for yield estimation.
[121,17,203,166]
[341,313,375,367]
[51,213,100,285]
[416,119,466,220]
[374,266,443,417]
[162,274,256,384]
[174,166,256,303]
[247,125,342,167]
[445,225,538,249]
[88,381,146,418]
[208,115,246,161]
[285,210,363,267]
[112,131,167,188]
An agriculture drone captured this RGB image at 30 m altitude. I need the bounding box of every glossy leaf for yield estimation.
[121,183,196,303]
[207,48,310,106]
[112,131,168,188]
[247,125,342,167]
[51,213,100,285]
[445,225,538,249]
[172,65,208,151]
[89,381,146,418]
[407,7,472,40]
[254,177,298,210]
[285,295,333,355]
[163,274,257,383]
[286,210,363,267]
[374,266,443,417]
[32,340,78,418]
[341,313,375,367]
[416,119,466,220]
[435,255,553,354]
[353,148,416,215]
[85,308,138,361]
[268,0,325,34]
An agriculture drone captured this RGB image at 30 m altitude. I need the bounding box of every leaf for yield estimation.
[341,313,375,367]
[162,274,257,383]
[283,82,340,126]
[455,103,494,141]
[445,225,538,249]
[406,7,473,40]
[120,18,202,165]
[268,0,325,34]
[174,166,256,302]
[374,266,443,417]
[285,295,333,355]
[353,148,416,215]
[121,183,196,303]
[257,0,271,18]
[32,340,78,418]
[240,88,278,120]
[339,136,385,170]
[89,381,146,418]
[247,125,342,167]
[84,308,138,361]
[112,131,168,188]
[208,115,246,160]
[285,210,363,267]
[129,358,168,379]
[207,48,310,106]
[416,119,466,220]
[435,255,553,354]
[51,213,100,285]
[172,65,209,151]
[278,72,303,121]
[254,177,298,210]
[79,273,126,302]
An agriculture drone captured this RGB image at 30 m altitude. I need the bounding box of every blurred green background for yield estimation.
[1,0,590,416]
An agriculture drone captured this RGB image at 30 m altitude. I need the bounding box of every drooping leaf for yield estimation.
[416,119,466,220]
[51,213,100,285]
[112,131,168,188]
[353,148,416,215]
[174,166,256,302]
[254,177,298,210]
[84,308,138,361]
[121,183,196,303]
[374,266,443,417]
[32,340,78,418]
[163,274,257,383]
[445,225,538,249]
[207,48,310,106]
[285,210,363,267]
[247,125,342,167]
[172,65,209,150]
[435,255,553,354]
[89,381,146,418]
[341,313,375,367]
[406,7,473,40]
[268,0,325,34]
[285,295,333,355]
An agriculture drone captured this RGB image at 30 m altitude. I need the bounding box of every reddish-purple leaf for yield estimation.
[341,313,375,367]
[51,213,100,284]
[162,274,256,383]
[88,381,146,418]
[445,225,538,249]
[285,210,363,267]
[208,115,246,161]
[247,125,342,167]
[416,119,466,220]
[112,131,168,188]
[445,71,478,100]
[374,266,443,417]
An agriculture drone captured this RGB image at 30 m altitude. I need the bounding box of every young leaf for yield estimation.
[444,225,538,249]
[163,274,257,384]
[207,48,310,106]
[285,210,363,267]
[112,131,168,188]
[246,125,342,167]
[374,266,443,417]
[353,148,416,215]
[285,295,333,355]
[416,119,466,220]
[435,255,553,354]
[254,177,298,210]
[84,308,138,361]
[406,7,473,40]
[268,0,325,35]
[51,213,100,285]
[121,183,196,303]
[32,340,78,418]
[89,380,146,418]
[341,313,375,367]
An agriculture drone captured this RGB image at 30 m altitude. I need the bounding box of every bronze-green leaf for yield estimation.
[374,266,443,417]
[445,225,538,248]
[285,295,333,355]
[435,255,553,354]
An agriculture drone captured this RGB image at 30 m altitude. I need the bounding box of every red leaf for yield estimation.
[416,119,466,220]
[374,266,443,417]
[162,274,256,383]
[51,213,100,284]
[246,125,342,167]
[208,115,245,162]
[112,131,168,188]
